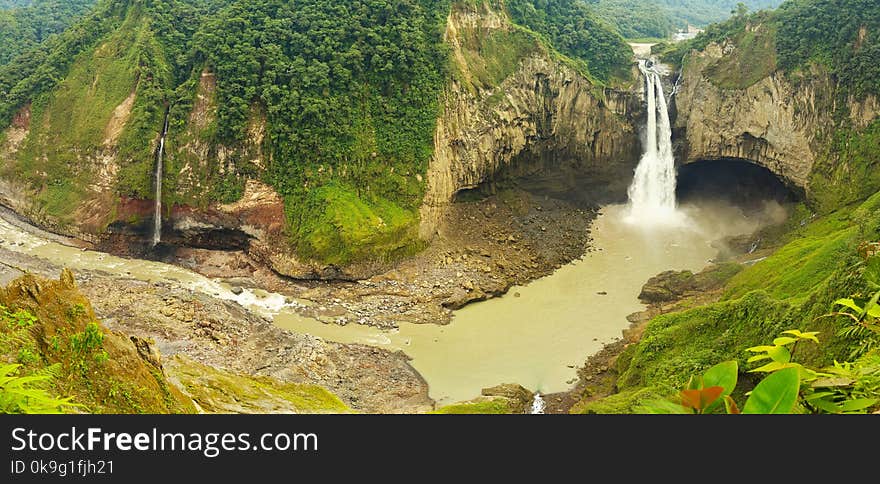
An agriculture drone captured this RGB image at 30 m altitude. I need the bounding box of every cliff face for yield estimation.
[0,1,642,280]
[673,37,879,197]
[420,3,640,238]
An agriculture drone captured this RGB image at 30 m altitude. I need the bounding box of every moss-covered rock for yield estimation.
[430,383,535,414]
[430,397,514,415]
[164,355,351,414]
[0,269,197,414]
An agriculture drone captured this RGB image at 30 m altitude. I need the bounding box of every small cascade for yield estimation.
[670,71,683,98]
[626,59,681,226]
[152,111,169,247]
[530,393,546,414]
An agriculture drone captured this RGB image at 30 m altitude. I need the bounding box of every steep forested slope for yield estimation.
[0,0,634,272]
[585,0,783,40]
[0,0,97,65]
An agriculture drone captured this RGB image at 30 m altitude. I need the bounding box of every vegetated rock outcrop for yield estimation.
[0,268,361,414]
[431,383,536,414]
[0,269,196,414]
[637,263,743,304]
[672,21,879,210]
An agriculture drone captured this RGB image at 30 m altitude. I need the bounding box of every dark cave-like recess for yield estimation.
[676,158,801,210]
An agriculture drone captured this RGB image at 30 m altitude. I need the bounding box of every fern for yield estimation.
[0,364,78,414]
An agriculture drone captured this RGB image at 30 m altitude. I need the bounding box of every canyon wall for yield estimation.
[420,3,641,238]
[673,31,879,200]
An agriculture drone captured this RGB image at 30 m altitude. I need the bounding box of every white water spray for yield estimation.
[530,393,546,414]
[626,60,681,226]
[152,112,169,247]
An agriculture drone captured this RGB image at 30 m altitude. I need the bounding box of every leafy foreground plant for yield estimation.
[0,364,79,414]
[638,330,880,414]
[823,255,880,358]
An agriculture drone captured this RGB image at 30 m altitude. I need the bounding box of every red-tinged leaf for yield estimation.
[681,387,724,412]
[700,386,724,410]
[724,395,741,414]
[681,389,702,409]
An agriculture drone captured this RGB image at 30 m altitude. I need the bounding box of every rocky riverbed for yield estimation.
[0,187,598,413]
[0,245,430,414]
[163,187,597,329]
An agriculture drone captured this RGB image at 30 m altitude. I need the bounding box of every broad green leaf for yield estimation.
[742,367,801,414]
[838,398,878,412]
[773,337,798,346]
[866,305,880,318]
[701,361,738,397]
[804,392,836,400]
[833,298,862,313]
[797,366,822,382]
[701,362,738,414]
[807,397,842,413]
[747,354,771,363]
[768,345,791,364]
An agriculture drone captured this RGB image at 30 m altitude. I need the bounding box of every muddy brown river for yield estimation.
[0,202,776,405]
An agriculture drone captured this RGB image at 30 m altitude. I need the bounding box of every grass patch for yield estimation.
[573,387,667,414]
[289,183,424,266]
[704,23,777,89]
[457,24,541,90]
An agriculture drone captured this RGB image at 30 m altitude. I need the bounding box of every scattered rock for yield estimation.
[481,383,535,414]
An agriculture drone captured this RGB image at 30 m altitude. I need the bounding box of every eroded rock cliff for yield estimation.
[420,3,640,238]
[673,29,879,203]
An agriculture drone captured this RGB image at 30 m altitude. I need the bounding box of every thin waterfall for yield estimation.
[530,393,546,414]
[152,111,169,247]
[626,59,680,225]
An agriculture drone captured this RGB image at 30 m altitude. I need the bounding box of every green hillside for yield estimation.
[0,0,98,66]
[0,0,633,266]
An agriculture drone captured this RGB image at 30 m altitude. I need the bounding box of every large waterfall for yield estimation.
[152,112,169,247]
[626,60,680,225]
